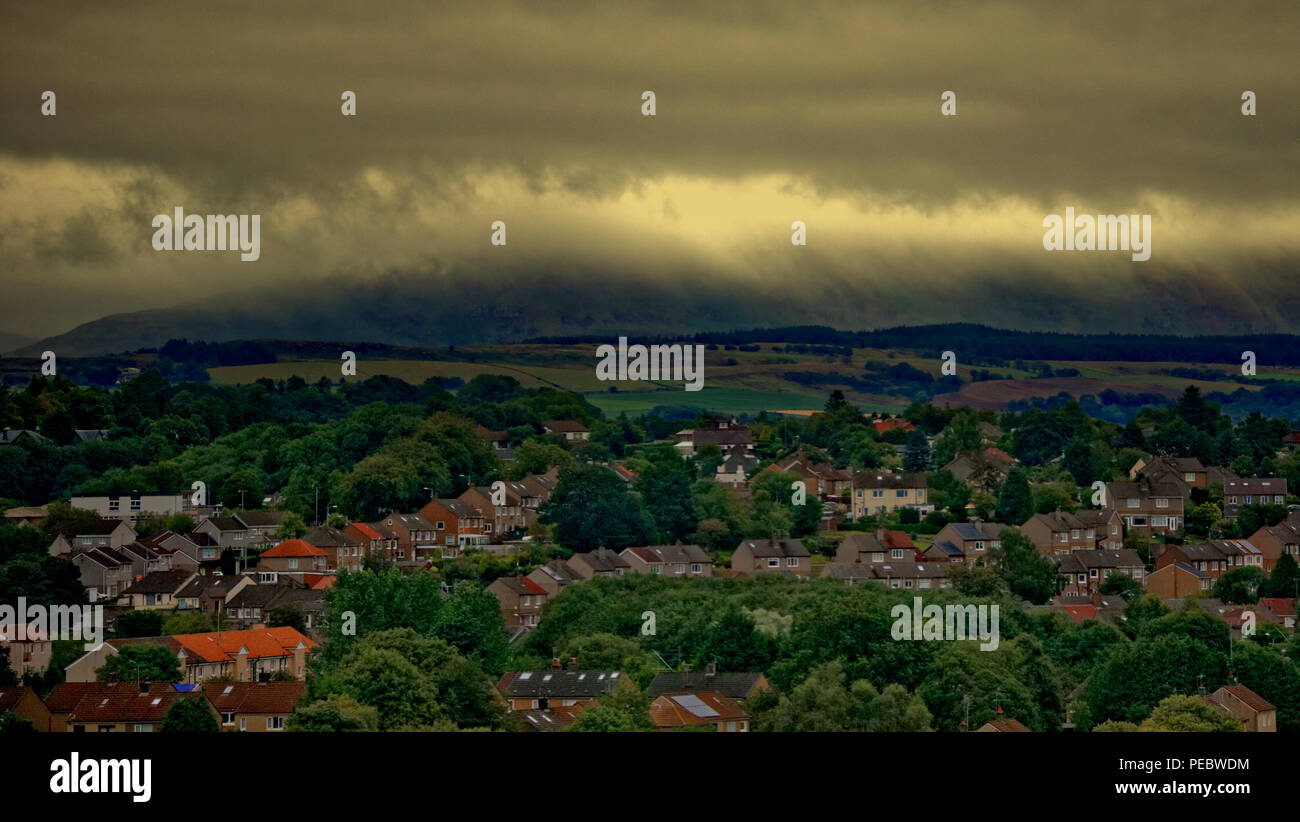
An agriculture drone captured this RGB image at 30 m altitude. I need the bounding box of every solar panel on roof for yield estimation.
[671,694,720,718]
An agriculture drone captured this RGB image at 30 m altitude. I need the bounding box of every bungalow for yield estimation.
[730,538,811,578]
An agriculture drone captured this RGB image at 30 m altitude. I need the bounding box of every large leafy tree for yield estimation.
[995,468,1034,526]
[160,697,219,732]
[990,530,1057,604]
[541,463,653,552]
[1141,694,1239,732]
[98,645,183,683]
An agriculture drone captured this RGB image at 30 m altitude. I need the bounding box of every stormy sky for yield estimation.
[1,1,1297,344]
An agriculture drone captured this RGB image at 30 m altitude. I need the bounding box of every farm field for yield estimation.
[206,343,1274,417]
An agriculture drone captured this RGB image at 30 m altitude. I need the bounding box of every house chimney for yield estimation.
[705,662,717,678]
[567,657,578,672]
[139,680,151,696]
[551,657,561,670]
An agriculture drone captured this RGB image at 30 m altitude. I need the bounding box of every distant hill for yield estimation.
[0,330,35,355]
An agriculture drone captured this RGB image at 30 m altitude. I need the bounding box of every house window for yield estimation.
[265,716,284,731]
[895,490,907,498]
[675,564,685,574]
[786,557,798,567]
[691,563,702,574]
[133,723,153,732]
[891,549,904,559]
[1126,498,1139,508]
[974,542,984,551]
[1089,569,1098,578]
[288,559,298,570]
[872,490,883,498]
[435,521,445,530]
[1077,574,1086,583]
[652,565,662,574]
[904,580,913,588]
[1156,498,1169,509]
[1184,473,1195,481]
[890,580,900,588]
[239,717,246,731]
[767,558,780,568]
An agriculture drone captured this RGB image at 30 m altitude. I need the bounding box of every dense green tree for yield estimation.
[98,645,183,683]
[995,468,1034,526]
[115,610,164,638]
[541,463,653,552]
[990,530,1058,604]
[160,697,219,732]
[288,694,379,732]
[1141,694,1239,732]
[1213,566,1265,604]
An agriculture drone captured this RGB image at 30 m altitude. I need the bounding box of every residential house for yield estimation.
[1132,455,1206,490]
[487,576,549,628]
[223,583,325,633]
[0,685,52,731]
[304,525,364,573]
[673,419,755,461]
[1104,478,1185,537]
[3,505,48,527]
[106,626,316,683]
[416,499,489,556]
[871,416,915,436]
[116,569,194,610]
[1145,562,1212,598]
[851,472,930,519]
[974,717,1032,732]
[620,544,713,577]
[730,538,811,578]
[377,513,439,560]
[1154,539,1263,579]
[0,428,46,445]
[1205,684,1276,732]
[1074,508,1124,551]
[258,538,328,574]
[173,573,254,617]
[193,516,253,550]
[647,670,772,702]
[650,691,749,732]
[45,681,213,733]
[543,419,590,441]
[70,490,185,523]
[150,530,222,566]
[47,518,137,557]
[928,521,1006,566]
[1021,510,1097,555]
[233,511,286,547]
[343,521,387,563]
[206,681,306,732]
[1247,513,1300,572]
[460,484,529,537]
[567,548,631,579]
[366,521,403,561]
[526,559,580,597]
[497,669,626,711]
[70,547,135,601]
[0,629,52,677]
[1055,549,1145,596]
[1222,478,1289,519]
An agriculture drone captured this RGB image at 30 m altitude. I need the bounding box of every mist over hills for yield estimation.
[8,259,1300,359]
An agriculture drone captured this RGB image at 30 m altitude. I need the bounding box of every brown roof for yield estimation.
[203,681,306,714]
[650,691,748,728]
[45,682,192,723]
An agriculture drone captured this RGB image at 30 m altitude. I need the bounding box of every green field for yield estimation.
[206,342,1282,418]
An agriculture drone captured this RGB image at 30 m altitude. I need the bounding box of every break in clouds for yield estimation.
[0,1,1297,343]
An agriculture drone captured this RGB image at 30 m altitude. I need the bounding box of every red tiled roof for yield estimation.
[173,627,317,664]
[521,577,548,596]
[203,681,306,714]
[1062,605,1099,623]
[872,418,915,434]
[261,539,327,558]
[346,522,381,541]
[879,530,916,550]
[1259,597,1295,617]
[304,574,336,590]
[45,682,191,723]
[1219,684,1275,713]
[650,690,748,728]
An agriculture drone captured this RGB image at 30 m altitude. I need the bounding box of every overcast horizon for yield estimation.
[2,1,1298,344]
